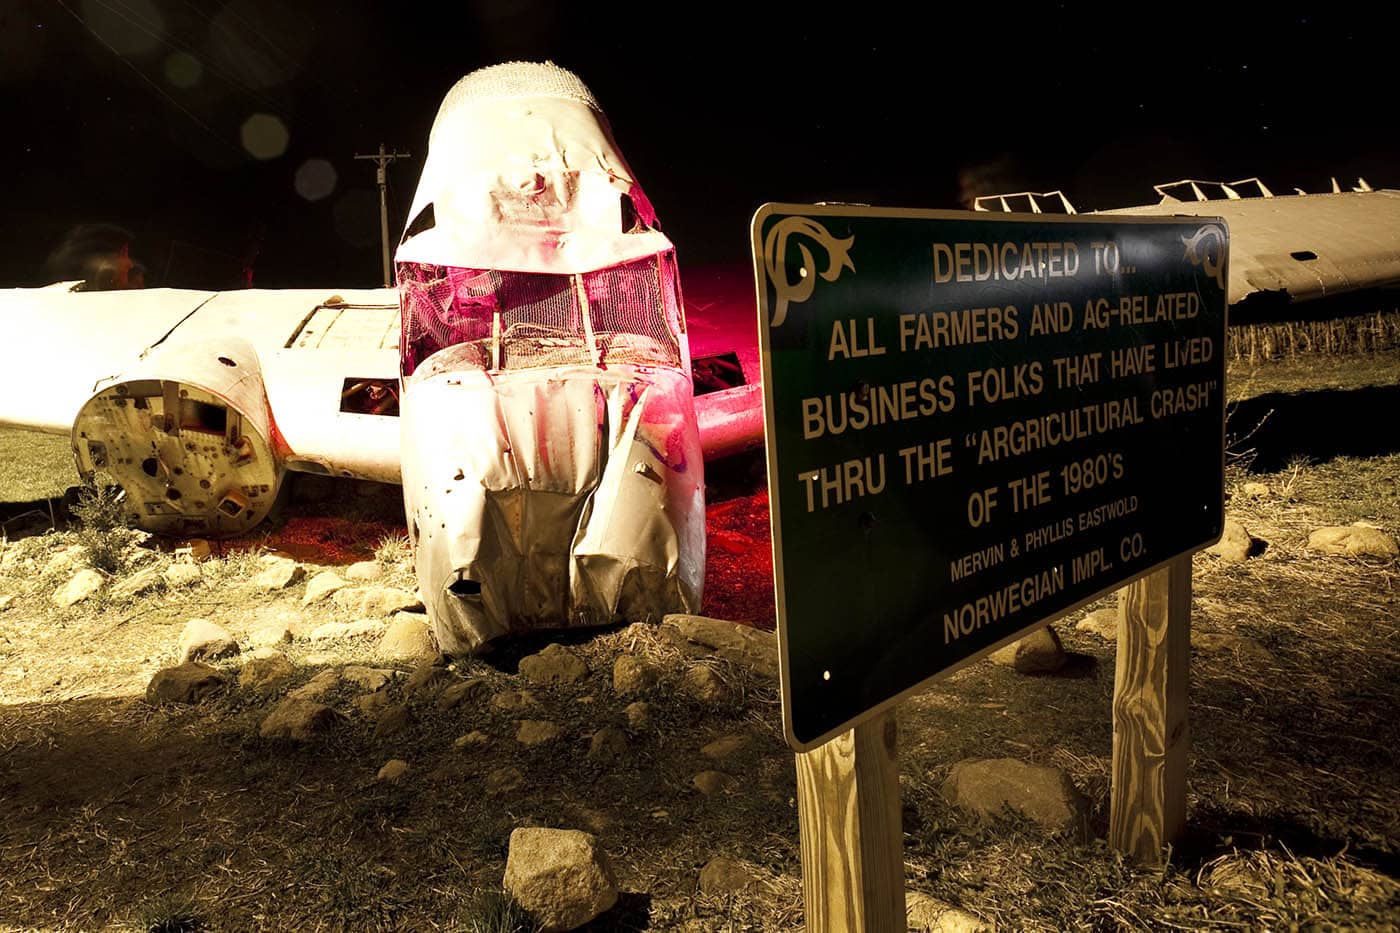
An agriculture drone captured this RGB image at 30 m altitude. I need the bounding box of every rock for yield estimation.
[288,668,341,701]
[698,856,757,895]
[988,627,1066,674]
[486,766,525,796]
[625,701,651,730]
[664,614,779,678]
[163,563,203,588]
[145,662,227,705]
[248,624,294,648]
[683,665,728,703]
[588,727,629,761]
[341,666,395,692]
[700,733,750,760]
[693,770,737,796]
[332,585,420,616]
[1193,632,1274,664]
[613,655,659,696]
[259,698,340,741]
[403,661,454,698]
[906,891,989,932]
[253,555,304,591]
[1307,524,1400,559]
[0,594,12,611]
[941,758,1090,840]
[454,730,489,749]
[437,677,490,711]
[250,646,284,660]
[1206,519,1260,562]
[516,719,561,746]
[345,560,384,582]
[354,691,392,716]
[110,565,164,600]
[52,569,105,607]
[377,612,438,662]
[179,619,238,663]
[44,545,87,577]
[302,570,348,604]
[238,654,296,695]
[1075,608,1118,640]
[519,643,589,685]
[376,759,409,783]
[307,619,387,642]
[373,703,412,739]
[504,827,618,932]
[491,689,540,713]
[1239,482,1271,498]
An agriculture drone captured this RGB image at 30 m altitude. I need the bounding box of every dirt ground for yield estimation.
[0,353,1398,931]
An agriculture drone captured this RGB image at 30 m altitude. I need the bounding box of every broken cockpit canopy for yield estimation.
[396,61,671,277]
[397,251,686,377]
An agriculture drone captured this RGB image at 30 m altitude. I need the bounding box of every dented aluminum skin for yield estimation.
[394,62,706,649]
[401,355,704,652]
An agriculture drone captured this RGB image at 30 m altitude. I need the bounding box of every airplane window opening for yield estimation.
[692,352,746,395]
[340,378,400,417]
[141,457,158,478]
[401,203,436,243]
[1291,250,1319,261]
[217,357,236,367]
[165,487,182,501]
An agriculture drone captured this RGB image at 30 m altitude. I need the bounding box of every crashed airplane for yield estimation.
[0,62,761,654]
[2,62,1398,654]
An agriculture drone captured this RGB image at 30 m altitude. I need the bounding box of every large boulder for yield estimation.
[52,569,105,607]
[503,827,618,931]
[663,614,778,678]
[1306,524,1399,559]
[519,643,589,685]
[377,612,438,662]
[259,698,340,741]
[941,758,1090,840]
[179,619,237,663]
[331,585,420,616]
[987,627,1066,674]
[1206,518,1262,562]
[253,555,304,591]
[145,662,227,705]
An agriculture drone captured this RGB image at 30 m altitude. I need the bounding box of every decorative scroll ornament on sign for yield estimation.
[1181,224,1227,291]
[762,217,855,327]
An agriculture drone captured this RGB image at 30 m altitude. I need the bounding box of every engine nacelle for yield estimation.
[72,337,284,537]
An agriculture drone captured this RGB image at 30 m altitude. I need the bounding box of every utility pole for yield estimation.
[354,143,411,287]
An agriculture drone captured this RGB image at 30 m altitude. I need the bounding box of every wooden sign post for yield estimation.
[795,712,905,931]
[1110,555,1192,862]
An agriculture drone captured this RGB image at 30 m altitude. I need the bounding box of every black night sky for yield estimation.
[4,1,1397,290]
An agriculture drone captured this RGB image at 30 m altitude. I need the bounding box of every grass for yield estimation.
[0,426,75,503]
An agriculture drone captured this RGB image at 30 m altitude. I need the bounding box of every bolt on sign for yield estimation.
[753,204,1227,751]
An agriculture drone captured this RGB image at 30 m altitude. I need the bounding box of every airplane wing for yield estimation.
[1104,188,1400,308]
[0,274,767,491]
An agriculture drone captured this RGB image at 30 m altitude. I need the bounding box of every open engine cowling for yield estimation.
[71,337,284,537]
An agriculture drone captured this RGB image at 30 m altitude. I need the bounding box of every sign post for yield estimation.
[753,203,1227,924]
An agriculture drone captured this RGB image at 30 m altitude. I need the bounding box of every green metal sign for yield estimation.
[754,204,1227,751]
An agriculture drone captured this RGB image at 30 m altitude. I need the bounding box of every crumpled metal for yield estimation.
[401,357,705,653]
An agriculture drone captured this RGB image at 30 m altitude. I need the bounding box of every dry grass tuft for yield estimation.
[1228,311,1400,363]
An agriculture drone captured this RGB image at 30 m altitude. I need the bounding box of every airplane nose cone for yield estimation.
[399,360,705,654]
